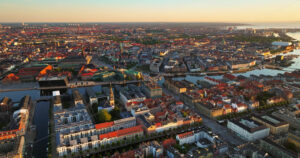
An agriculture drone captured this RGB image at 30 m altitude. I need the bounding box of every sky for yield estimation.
[0,0,300,23]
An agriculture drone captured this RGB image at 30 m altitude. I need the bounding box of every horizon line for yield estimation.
[1,21,300,24]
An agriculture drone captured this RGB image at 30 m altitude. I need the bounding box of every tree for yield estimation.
[284,142,297,151]
[98,109,112,123]
[92,103,98,112]
[182,111,188,117]
[105,151,111,157]
[90,155,96,158]
[109,107,121,120]
[135,135,139,141]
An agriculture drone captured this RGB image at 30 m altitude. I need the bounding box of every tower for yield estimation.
[221,37,227,45]
[109,83,115,106]
[120,43,124,54]
[119,43,124,66]
[82,46,85,56]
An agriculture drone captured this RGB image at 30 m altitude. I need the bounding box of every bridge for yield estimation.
[151,71,227,77]
[0,80,148,92]
[67,80,147,88]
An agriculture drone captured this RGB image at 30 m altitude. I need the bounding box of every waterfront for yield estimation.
[1,32,299,97]
[0,86,101,158]
[1,49,299,97]
[238,22,300,29]
[172,32,300,84]
[172,48,299,84]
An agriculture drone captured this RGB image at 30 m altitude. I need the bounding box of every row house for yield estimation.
[98,125,144,146]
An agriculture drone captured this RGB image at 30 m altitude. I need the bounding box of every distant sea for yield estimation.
[237,22,300,41]
[287,32,300,41]
[237,22,300,29]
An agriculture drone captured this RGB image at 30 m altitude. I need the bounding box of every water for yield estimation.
[238,22,300,29]
[0,90,40,102]
[172,48,300,84]
[171,32,300,84]
[287,32,300,41]
[0,85,101,157]
[33,101,50,158]
[0,85,102,102]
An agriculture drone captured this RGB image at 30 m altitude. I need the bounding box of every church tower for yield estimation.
[109,83,115,106]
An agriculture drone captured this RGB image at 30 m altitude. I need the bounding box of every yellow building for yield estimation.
[180,92,203,106]
[195,103,223,118]
[164,79,187,94]
[251,114,289,135]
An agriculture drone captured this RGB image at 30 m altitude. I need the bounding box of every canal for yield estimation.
[33,101,50,158]
[0,85,102,158]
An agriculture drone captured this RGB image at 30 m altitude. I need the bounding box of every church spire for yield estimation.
[109,83,115,106]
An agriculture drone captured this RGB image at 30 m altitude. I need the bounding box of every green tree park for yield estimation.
[97,109,112,123]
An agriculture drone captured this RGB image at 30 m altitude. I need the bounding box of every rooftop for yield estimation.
[229,117,268,133]
[253,114,288,127]
[99,125,143,140]
[95,121,114,130]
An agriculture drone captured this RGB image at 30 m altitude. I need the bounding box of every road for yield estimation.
[24,101,37,158]
[67,125,203,158]
[200,115,245,146]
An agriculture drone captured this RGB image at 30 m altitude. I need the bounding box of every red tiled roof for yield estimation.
[0,134,16,141]
[99,125,143,140]
[95,122,114,130]
[176,101,183,105]
[90,69,98,72]
[99,131,118,140]
[3,73,19,81]
[162,138,176,148]
[155,122,162,127]
[155,111,166,118]
[223,74,237,80]
[116,125,143,137]
[224,104,231,109]
[237,103,247,107]
[177,131,194,139]
[81,72,94,76]
[126,101,141,107]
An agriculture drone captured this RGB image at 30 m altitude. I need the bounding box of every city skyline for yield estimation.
[1,0,300,23]
[0,1,300,157]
